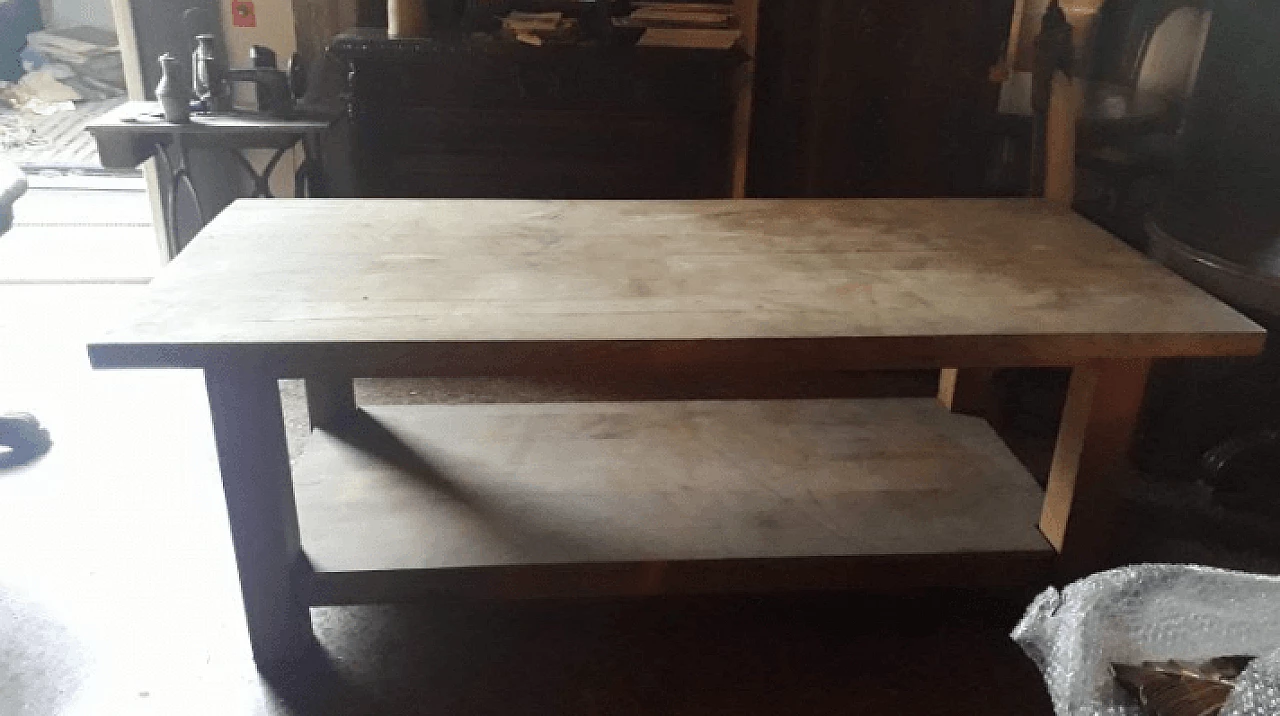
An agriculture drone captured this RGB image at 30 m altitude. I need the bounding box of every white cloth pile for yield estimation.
[0,69,79,114]
[23,26,125,102]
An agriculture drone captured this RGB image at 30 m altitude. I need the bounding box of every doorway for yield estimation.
[0,0,159,282]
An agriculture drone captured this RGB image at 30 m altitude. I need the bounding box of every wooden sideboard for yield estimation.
[330,29,747,199]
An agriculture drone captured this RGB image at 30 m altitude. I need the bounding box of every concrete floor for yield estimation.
[7,177,1280,714]
[0,280,1059,715]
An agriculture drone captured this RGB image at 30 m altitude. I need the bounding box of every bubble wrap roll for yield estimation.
[1010,564,1280,715]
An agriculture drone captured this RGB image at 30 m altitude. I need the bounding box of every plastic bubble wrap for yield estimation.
[1011,564,1280,716]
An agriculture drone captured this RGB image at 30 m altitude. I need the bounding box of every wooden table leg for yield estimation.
[205,370,314,668]
[1039,358,1151,579]
[938,368,996,417]
[305,377,357,430]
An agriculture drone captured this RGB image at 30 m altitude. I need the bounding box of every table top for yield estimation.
[88,198,1265,376]
[86,101,332,136]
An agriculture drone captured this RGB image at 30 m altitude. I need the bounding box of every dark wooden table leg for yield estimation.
[305,377,357,430]
[938,368,996,418]
[1039,358,1152,579]
[205,369,314,668]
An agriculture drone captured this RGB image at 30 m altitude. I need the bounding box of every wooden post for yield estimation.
[305,377,358,430]
[730,0,761,197]
[1039,358,1151,578]
[937,368,997,418]
[1044,0,1106,206]
[1043,73,1083,205]
[205,370,314,668]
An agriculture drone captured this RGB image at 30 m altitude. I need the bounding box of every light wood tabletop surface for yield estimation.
[89,198,1264,374]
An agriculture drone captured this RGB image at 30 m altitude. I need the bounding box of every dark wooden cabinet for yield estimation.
[331,30,745,199]
[747,0,1014,198]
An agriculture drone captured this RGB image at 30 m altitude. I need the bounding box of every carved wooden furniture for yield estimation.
[330,29,746,199]
[747,0,1015,198]
[88,198,1262,669]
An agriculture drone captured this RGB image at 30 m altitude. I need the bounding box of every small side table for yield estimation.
[87,101,334,257]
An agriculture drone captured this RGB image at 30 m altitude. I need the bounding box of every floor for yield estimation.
[0,174,158,283]
[1,98,126,169]
[3,177,1277,714]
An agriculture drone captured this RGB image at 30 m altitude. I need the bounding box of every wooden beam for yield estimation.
[294,399,1054,602]
[938,368,997,418]
[730,0,761,197]
[1044,72,1084,205]
[1043,0,1106,206]
[85,200,1266,374]
[991,0,1029,83]
[292,0,359,68]
[205,370,315,667]
[305,377,358,430]
[1039,358,1151,578]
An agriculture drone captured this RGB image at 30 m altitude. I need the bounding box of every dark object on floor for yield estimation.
[1202,429,1280,512]
[0,412,51,468]
[0,159,28,234]
[1113,656,1255,716]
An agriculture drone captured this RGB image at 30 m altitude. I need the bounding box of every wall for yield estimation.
[46,0,115,29]
[221,0,296,73]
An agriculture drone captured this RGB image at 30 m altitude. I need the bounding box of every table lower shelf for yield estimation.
[293,399,1055,604]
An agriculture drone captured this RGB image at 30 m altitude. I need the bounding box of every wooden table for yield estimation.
[87,101,333,256]
[88,198,1264,669]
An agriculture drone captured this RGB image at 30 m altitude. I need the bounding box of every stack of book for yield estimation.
[628,3,733,28]
[622,2,741,50]
[502,11,577,45]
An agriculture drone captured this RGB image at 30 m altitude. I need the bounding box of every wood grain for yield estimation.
[937,368,997,417]
[291,0,359,68]
[1038,358,1150,577]
[293,398,1053,601]
[730,0,760,198]
[88,199,1263,374]
[1043,0,1105,205]
[747,0,1014,197]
